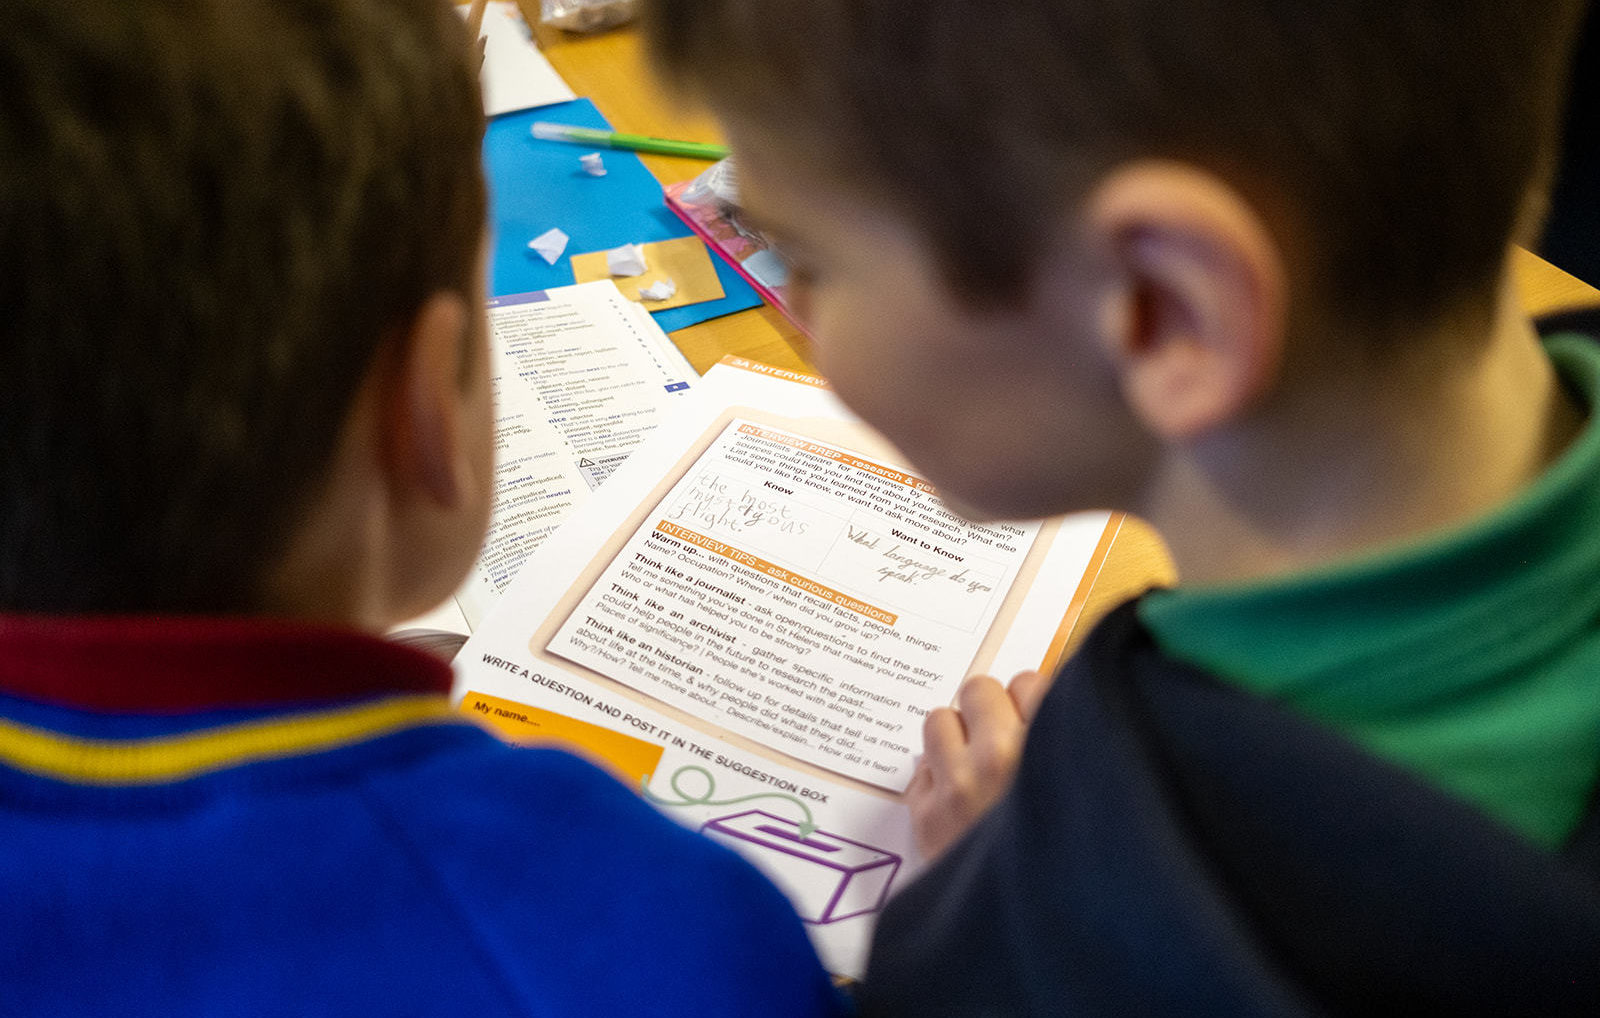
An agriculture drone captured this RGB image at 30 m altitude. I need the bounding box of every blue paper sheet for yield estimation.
[484,98,760,333]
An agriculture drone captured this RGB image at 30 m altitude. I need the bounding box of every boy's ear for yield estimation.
[1087,162,1287,440]
[381,291,474,509]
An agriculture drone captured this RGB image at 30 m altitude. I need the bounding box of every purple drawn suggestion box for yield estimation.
[701,809,902,925]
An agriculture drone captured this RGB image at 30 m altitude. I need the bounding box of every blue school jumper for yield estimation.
[0,615,845,1017]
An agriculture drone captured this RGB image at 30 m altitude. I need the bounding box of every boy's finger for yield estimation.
[956,676,1027,783]
[956,675,1021,739]
[922,706,968,768]
[1008,669,1051,724]
[905,754,932,794]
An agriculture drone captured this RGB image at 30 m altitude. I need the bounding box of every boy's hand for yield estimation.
[907,670,1051,861]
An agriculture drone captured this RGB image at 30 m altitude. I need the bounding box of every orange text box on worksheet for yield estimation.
[460,690,663,786]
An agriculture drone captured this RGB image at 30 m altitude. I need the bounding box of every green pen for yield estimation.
[530,121,730,160]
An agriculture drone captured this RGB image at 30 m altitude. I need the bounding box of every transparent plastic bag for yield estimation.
[663,158,806,331]
[540,0,638,33]
[673,157,742,210]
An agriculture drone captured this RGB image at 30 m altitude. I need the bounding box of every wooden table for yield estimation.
[519,8,1600,648]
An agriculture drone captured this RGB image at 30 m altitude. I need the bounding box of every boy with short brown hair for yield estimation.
[645,0,1600,1011]
[0,1,843,1013]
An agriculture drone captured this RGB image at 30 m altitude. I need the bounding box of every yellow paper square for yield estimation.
[570,236,726,310]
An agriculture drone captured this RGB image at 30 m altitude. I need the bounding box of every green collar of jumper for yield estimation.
[1139,332,1600,848]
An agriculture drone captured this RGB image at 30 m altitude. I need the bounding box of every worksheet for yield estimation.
[402,281,696,633]
[452,358,1118,976]
[548,419,1039,790]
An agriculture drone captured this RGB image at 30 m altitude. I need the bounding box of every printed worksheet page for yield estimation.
[404,281,695,632]
[546,418,1040,791]
[452,357,1116,975]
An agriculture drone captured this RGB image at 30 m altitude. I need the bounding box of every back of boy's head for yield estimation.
[647,0,1585,332]
[0,0,485,613]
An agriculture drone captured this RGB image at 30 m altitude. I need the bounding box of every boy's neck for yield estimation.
[1141,265,1587,587]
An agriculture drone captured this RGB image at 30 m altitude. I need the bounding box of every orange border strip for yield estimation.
[734,423,936,494]
[717,356,831,390]
[1037,512,1125,675]
[655,520,899,625]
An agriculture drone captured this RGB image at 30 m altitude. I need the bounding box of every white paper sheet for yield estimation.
[463,2,576,116]
[396,281,695,634]
[546,418,1042,790]
[451,357,1114,975]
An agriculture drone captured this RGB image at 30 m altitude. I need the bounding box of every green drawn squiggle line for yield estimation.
[640,764,817,835]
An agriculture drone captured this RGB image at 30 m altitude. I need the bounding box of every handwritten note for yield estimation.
[666,471,816,537]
